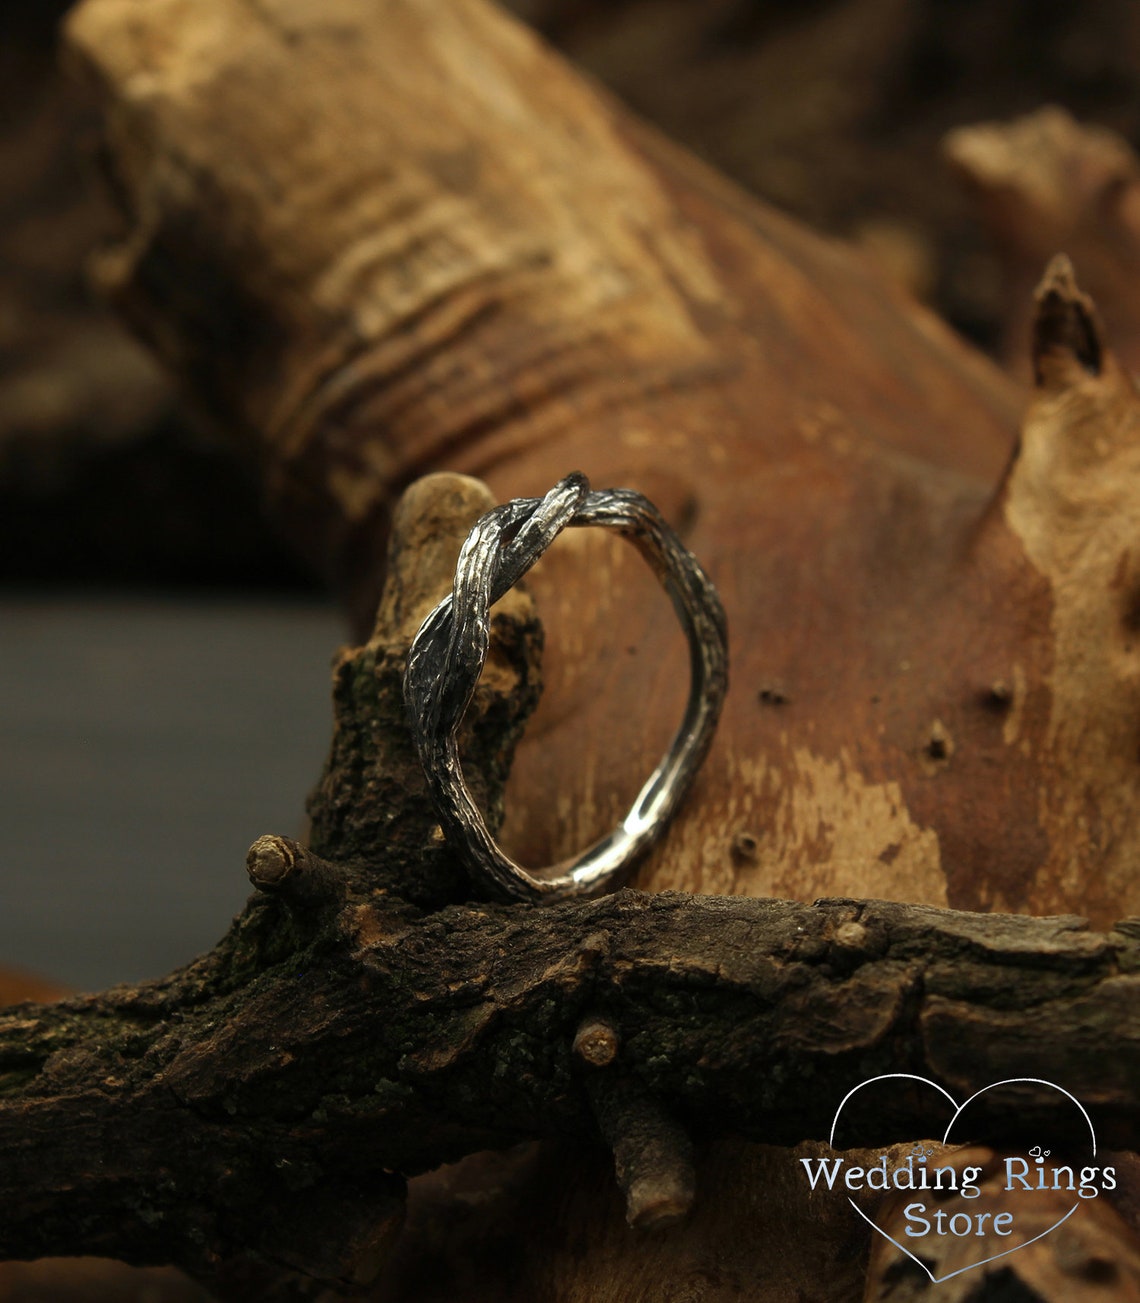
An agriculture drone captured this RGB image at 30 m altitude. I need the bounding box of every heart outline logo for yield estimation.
[828,1073,1097,1285]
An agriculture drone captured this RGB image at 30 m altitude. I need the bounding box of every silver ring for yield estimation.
[403,472,728,903]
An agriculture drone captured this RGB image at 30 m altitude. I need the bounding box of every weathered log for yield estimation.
[61,0,1140,937]
[7,884,1140,1269]
[8,761,1140,1277]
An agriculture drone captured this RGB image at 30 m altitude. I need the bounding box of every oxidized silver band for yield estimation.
[403,472,728,903]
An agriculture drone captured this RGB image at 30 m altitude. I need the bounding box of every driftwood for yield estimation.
[7,0,1140,1297]
[62,0,1140,932]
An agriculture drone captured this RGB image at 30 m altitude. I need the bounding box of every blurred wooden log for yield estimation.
[0,967,67,1008]
[947,106,1140,380]
[505,0,1140,342]
[0,1,169,464]
[864,1146,1140,1302]
[56,0,1051,918]
[62,0,1140,928]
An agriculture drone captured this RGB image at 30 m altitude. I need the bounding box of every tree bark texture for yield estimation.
[7,884,1140,1272]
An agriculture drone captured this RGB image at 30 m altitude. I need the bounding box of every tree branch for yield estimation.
[3,878,1140,1279]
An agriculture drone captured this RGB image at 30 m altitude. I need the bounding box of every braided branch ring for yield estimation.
[403,472,728,903]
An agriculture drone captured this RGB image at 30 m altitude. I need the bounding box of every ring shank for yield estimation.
[404,475,728,903]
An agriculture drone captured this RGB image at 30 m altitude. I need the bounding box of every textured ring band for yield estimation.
[403,472,729,903]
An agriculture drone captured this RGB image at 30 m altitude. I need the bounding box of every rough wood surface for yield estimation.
[6,714,1140,1277]
[61,0,1140,938]
[8,886,1140,1276]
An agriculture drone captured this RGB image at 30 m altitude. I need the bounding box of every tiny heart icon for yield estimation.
[824,1073,1099,1284]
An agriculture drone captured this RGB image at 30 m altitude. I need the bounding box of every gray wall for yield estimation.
[1,599,346,991]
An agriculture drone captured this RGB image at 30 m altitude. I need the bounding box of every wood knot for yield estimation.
[573,1016,621,1068]
[833,921,868,950]
[730,831,760,865]
[1032,254,1104,387]
[920,719,954,773]
[982,680,1012,712]
[245,835,342,901]
[246,834,300,889]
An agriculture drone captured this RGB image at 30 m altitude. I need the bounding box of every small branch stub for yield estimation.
[245,835,339,900]
[1032,253,1105,386]
[573,1016,621,1068]
[246,834,299,889]
[585,1075,697,1232]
